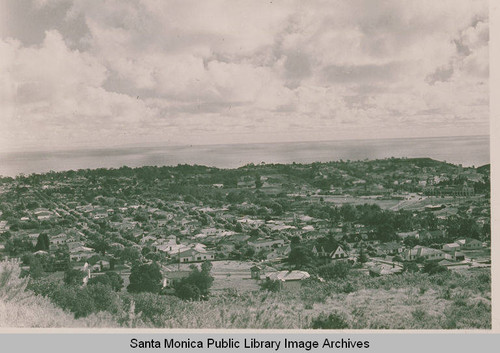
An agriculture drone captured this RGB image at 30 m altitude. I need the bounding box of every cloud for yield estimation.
[0,0,489,152]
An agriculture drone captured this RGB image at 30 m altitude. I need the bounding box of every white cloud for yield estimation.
[0,0,489,152]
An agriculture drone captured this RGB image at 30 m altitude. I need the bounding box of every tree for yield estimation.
[127,262,163,293]
[90,236,110,255]
[64,269,86,286]
[25,257,44,279]
[53,245,70,271]
[174,261,214,300]
[35,232,50,251]
[270,202,283,216]
[403,262,419,273]
[88,271,124,291]
[357,248,369,264]
[255,174,263,189]
[120,247,142,264]
[174,282,201,300]
[286,246,313,269]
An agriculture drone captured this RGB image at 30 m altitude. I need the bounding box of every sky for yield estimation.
[0,0,490,152]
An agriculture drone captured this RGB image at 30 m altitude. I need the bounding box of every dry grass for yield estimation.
[0,261,118,328]
[1,260,491,329]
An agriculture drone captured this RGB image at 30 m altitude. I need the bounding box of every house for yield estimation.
[264,270,310,290]
[35,209,53,221]
[27,233,40,246]
[443,243,461,252]
[70,246,95,262]
[374,242,404,256]
[330,245,348,260]
[266,244,291,261]
[368,264,403,276]
[153,238,177,252]
[419,230,445,241]
[178,248,215,263]
[312,246,329,257]
[92,208,109,219]
[140,235,157,244]
[451,251,466,261]
[247,238,285,251]
[250,264,277,280]
[0,221,9,233]
[250,265,263,280]
[51,233,68,246]
[162,270,192,287]
[166,235,177,242]
[456,238,483,250]
[396,230,419,239]
[404,246,446,261]
[218,242,236,255]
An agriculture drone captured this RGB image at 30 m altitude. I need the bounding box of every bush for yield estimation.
[173,261,214,300]
[50,286,95,318]
[174,283,201,301]
[88,272,124,291]
[64,269,86,286]
[0,261,30,302]
[260,279,281,292]
[311,312,349,329]
[129,292,169,325]
[422,262,447,275]
[317,261,351,280]
[403,262,419,273]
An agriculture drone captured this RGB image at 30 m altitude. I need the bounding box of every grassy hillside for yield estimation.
[0,261,117,328]
[1,259,490,329]
[124,270,490,329]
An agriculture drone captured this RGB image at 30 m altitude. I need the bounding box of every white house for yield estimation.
[178,248,215,263]
[404,246,446,261]
[330,245,348,260]
[248,238,285,251]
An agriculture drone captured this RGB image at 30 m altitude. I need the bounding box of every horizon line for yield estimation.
[1,133,490,156]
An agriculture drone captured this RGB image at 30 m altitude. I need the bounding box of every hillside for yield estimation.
[0,261,117,328]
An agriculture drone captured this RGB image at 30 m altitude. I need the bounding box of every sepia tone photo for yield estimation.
[0,0,491,329]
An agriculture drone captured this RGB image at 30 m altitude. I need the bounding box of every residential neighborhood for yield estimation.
[0,158,491,329]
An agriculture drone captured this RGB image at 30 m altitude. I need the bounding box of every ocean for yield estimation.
[0,135,489,177]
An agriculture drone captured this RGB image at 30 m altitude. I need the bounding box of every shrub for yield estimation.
[411,308,427,321]
[422,262,447,275]
[317,261,351,280]
[342,282,356,293]
[311,312,349,329]
[260,279,281,292]
[0,261,30,302]
[125,292,176,326]
[173,261,214,300]
[63,269,86,286]
[175,283,201,301]
[88,272,124,291]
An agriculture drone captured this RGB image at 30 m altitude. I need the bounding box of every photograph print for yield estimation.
[0,0,491,329]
